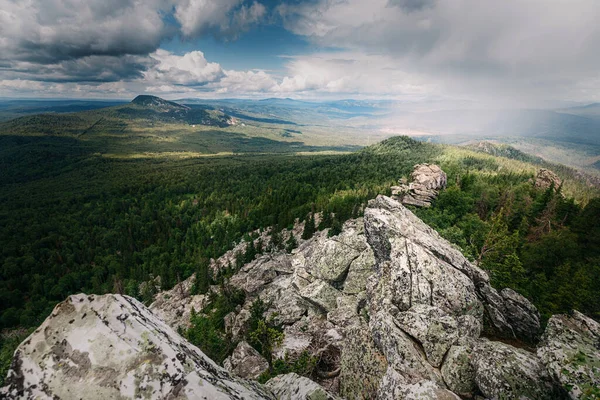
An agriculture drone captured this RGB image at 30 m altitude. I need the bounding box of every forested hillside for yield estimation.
[1,135,600,385]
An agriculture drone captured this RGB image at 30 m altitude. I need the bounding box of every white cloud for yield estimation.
[277,0,600,104]
[174,0,265,39]
[145,50,225,86]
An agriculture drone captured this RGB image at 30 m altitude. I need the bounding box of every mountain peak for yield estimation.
[131,95,187,110]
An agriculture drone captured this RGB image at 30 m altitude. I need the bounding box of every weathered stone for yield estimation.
[440,345,477,396]
[369,311,444,386]
[299,280,341,313]
[296,220,368,284]
[327,295,363,329]
[499,288,541,341]
[260,275,310,326]
[229,255,279,295]
[230,308,251,339]
[392,164,448,208]
[471,340,563,399]
[537,311,600,399]
[265,372,340,400]
[342,247,375,295]
[535,168,562,191]
[395,305,462,368]
[223,341,269,380]
[478,284,540,342]
[376,368,460,400]
[149,274,207,331]
[339,324,387,400]
[0,294,274,400]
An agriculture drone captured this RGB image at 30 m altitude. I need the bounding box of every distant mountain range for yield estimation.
[0,95,233,137]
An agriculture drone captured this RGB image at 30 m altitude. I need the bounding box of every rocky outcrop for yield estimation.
[0,294,273,400]
[535,168,562,191]
[391,164,447,207]
[471,340,563,399]
[5,195,598,399]
[537,311,600,399]
[224,341,270,380]
[265,373,340,400]
[362,195,555,398]
[150,275,207,331]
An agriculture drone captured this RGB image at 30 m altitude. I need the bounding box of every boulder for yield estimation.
[342,247,375,295]
[537,311,600,399]
[376,368,460,400]
[0,294,273,400]
[471,340,563,399]
[299,280,341,313]
[440,345,477,396]
[535,168,562,191]
[265,372,340,400]
[223,341,269,380]
[150,274,206,331]
[339,324,387,400]
[364,195,538,344]
[229,255,280,295]
[392,164,447,208]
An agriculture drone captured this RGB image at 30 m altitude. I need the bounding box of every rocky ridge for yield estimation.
[2,192,599,399]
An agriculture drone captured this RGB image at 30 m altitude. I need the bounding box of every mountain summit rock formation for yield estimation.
[2,194,599,399]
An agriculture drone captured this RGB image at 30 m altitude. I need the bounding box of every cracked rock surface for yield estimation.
[3,193,598,399]
[0,294,274,400]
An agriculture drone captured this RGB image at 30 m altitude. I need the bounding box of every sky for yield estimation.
[1,0,600,107]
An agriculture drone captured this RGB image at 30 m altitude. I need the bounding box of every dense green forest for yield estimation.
[1,135,600,384]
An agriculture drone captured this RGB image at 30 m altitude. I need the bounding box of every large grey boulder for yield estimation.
[440,345,477,396]
[299,279,341,313]
[377,368,460,400]
[223,341,269,380]
[471,340,564,399]
[391,164,447,208]
[0,294,273,400]
[364,195,539,342]
[537,311,600,399]
[265,372,340,400]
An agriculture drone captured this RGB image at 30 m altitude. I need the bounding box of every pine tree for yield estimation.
[328,216,342,237]
[302,213,316,240]
[192,257,211,295]
[286,234,298,253]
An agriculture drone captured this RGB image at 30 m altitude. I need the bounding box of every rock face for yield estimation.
[265,373,340,400]
[535,168,562,191]
[391,164,447,207]
[360,196,561,398]
[150,275,207,331]
[537,311,600,399]
[0,294,273,400]
[4,195,598,399]
[224,341,270,380]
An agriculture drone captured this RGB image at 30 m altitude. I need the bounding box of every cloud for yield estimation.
[277,0,600,104]
[145,50,225,86]
[174,0,266,40]
[0,0,170,63]
[388,0,436,13]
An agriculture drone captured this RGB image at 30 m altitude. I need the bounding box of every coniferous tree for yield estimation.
[286,234,298,253]
[302,213,316,240]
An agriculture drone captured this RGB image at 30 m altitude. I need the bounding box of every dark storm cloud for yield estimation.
[0,0,171,64]
[0,0,267,84]
[4,55,157,83]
